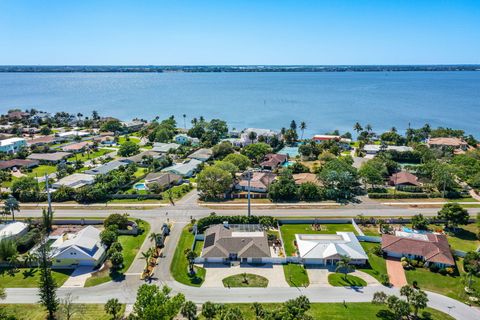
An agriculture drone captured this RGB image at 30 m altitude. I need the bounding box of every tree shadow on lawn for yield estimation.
[376,310,433,320]
[450,228,477,241]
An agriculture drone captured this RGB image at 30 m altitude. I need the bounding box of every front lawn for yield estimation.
[280,223,357,256]
[26,165,57,178]
[222,273,269,287]
[170,224,206,287]
[0,268,72,288]
[283,263,310,287]
[0,304,125,320]
[67,148,111,162]
[358,242,388,282]
[328,273,367,287]
[445,223,479,252]
[405,260,480,303]
[197,303,453,320]
[84,219,150,287]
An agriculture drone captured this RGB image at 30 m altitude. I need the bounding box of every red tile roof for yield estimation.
[260,153,287,169]
[0,159,39,169]
[382,233,454,266]
[389,171,420,186]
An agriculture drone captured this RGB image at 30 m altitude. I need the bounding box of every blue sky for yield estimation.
[0,0,479,65]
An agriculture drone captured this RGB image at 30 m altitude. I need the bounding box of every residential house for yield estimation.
[145,172,182,189]
[427,137,469,153]
[125,151,163,167]
[389,171,421,187]
[29,111,51,124]
[151,142,180,154]
[62,141,92,153]
[260,153,287,170]
[381,232,455,268]
[7,110,29,121]
[0,159,39,170]
[26,135,58,147]
[50,226,107,268]
[52,173,96,189]
[221,138,242,147]
[0,222,29,241]
[174,134,200,146]
[93,135,115,146]
[201,223,271,264]
[236,171,276,193]
[161,159,202,177]
[187,148,213,162]
[295,232,368,265]
[292,173,321,186]
[363,144,413,155]
[0,137,27,153]
[22,127,41,135]
[312,135,351,144]
[121,120,145,133]
[27,152,72,164]
[84,159,133,175]
[240,128,280,146]
[56,130,90,141]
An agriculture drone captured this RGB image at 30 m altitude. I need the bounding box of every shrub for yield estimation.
[429,264,439,273]
[100,229,118,247]
[412,280,418,288]
[445,267,454,275]
[16,228,41,253]
[110,251,124,270]
[417,261,424,268]
[401,261,409,269]
[438,268,447,275]
[400,257,409,263]
[104,213,129,230]
[410,259,418,267]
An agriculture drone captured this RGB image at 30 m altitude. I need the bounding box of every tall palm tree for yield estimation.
[23,252,37,268]
[7,252,20,271]
[335,256,354,280]
[248,131,257,144]
[391,126,397,133]
[183,114,187,129]
[300,121,306,140]
[191,117,198,126]
[4,196,20,221]
[353,122,363,133]
[140,249,153,271]
[365,124,372,133]
[184,249,198,274]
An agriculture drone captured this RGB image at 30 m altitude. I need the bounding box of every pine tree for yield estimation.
[38,238,59,320]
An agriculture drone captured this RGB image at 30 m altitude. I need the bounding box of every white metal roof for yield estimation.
[0,137,25,146]
[0,222,28,239]
[295,232,368,260]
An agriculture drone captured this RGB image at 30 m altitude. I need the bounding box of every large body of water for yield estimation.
[0,71,479,137]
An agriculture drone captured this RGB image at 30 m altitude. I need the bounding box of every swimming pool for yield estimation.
[283,161,295,167]
[134,183,147,190]
[402,227,429,234]
[277,146,299,158]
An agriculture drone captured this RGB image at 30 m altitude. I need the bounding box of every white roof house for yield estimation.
[240,128,279,145]
[162,159,202,177]
[0,137,27,153]
[57,130,90,138]
[0,222,29,240]
[50,226,106,267]
[151,142,181,153]
[363,144,413,155]
[52,173,96,189]
[295,232,368,265]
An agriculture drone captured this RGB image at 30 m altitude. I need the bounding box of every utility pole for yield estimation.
[246,170,252,217]
[45,174,52,215]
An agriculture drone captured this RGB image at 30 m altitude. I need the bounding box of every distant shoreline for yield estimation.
[0,65,479,73]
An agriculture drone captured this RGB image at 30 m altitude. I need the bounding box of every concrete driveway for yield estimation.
[61,266,93,288]
[202,263,289,288]
[386,258,407,287]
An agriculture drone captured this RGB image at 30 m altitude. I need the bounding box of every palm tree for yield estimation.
[7,252,20,271]
[300,121,306,140]
[365,124,372,133]
[181,301,198,320]
[248,131,257,144]
[4,196,20,221]
[23,252,37,268]
[353,122,363,133]
[183,114,187,129]
[140,249,153,271]
[149,232,164,248]
[290,120,297,131]
[191,117,198,126]
[184,249,198,274]
[335,256,354,280]
[391,126,397,133]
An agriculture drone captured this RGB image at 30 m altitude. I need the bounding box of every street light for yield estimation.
[243,170,253,217]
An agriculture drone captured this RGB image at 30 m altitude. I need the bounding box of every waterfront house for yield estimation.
[312,134,351,143]
[295,232,368,265]
[0,137,27,153]
[240,128,280,146]
[174,133,200,146]
[50,226,107,268]
[7,110,29,120]
[151,142,180,154]
[56,130,90,141]
[363,144,413,155]
[427,137,469,152]
[201,223,271,264]
[381,232,454,268]
[121,120,145,133]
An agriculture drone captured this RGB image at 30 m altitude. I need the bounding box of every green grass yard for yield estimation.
[118,135,141,145]
[170,224,206,287]
[67,148,111,162]
[0,304,125,320]
[84,220,150,287]
[197,303,453,320]
[283,263,310,287]
[328,273,367,287]
[25,165,57,178]
[358,242,388,283]
[0,268,72,288]
[222,273,269,287]
[280,223,357,256]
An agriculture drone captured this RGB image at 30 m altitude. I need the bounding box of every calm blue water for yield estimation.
[0,71,479,137]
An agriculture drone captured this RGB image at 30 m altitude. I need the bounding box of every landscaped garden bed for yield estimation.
[222,273,269,288]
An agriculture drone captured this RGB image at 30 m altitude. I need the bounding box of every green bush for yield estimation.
[16,228,41,253]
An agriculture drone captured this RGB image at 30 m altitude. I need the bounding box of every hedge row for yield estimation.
[368,191,467,199]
